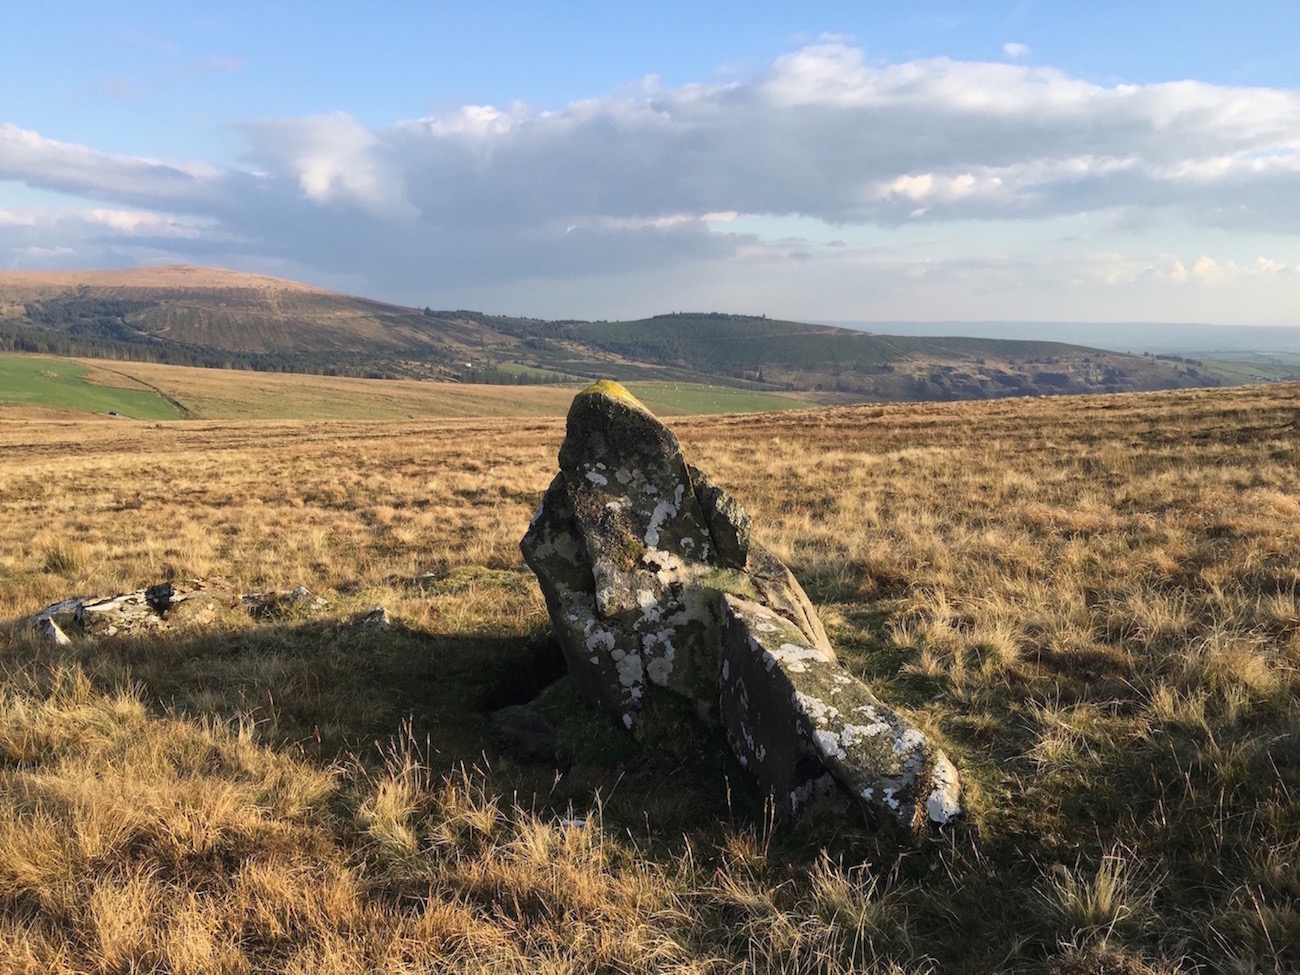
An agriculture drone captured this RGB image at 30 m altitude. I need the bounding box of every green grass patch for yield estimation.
[0,355,184,419]
[623,382,813,414]
[493,360,592,382]
[1199,355,1300,384]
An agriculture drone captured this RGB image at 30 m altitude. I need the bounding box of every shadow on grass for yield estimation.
[4,600,1297,971]
[0,611,773,840]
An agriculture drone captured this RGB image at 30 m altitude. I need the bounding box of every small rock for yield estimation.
[491,703,558,759]
[145,582,176,614]
[356,606,391,628]
[36,615,72,647]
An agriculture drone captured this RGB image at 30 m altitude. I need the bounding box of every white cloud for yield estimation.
[240,113,416,218]
[0,42,1299,320]
[1003,42,1030,59]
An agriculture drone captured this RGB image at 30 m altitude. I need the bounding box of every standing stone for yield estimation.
[521,380,961,834]
[522,380,731,727]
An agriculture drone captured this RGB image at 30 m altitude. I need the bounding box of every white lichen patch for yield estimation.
[793,690,840,724]
[583,623,616,655]
[762,642,831,674]
[926,752,962,824]
[615,650,644,694]
[529,498,545,527]
[644,484,685,547]
[789,773,839,815]
[615,467,633,485]
[636,589,661,624]
[839,721,891,746]
[585,470,608,486]
[814,728,843,759]
[735,719,759,763]
[643,630,677,685]
[893,727,926,759]
[643,548,689,587]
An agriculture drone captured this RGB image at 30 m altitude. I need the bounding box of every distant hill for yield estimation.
[0,265,503,379]
[0,265,1215,399]
[830,320,1300,356]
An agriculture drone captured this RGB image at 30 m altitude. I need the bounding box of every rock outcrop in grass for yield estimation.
[521,380,960,833]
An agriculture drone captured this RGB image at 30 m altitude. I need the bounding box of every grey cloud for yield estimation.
[1,42,1298,296]
[0,124,220,207]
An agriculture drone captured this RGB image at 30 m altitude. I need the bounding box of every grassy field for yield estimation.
[1201,356,1300,385]
[622,382,812,415]
[0,354,812,420]
[0,355,184,420]
[0,383,1297,972]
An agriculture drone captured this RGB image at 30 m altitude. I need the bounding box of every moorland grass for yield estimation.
[0,382,1297,972]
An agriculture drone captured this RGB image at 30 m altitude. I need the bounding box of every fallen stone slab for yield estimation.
[27,579,333,642]
[720,594,961,831]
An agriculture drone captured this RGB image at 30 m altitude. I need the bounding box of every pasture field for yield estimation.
[1,354,813,420]
[0,355,184,420]
[0,383,1298,972]
[621,381,813,415]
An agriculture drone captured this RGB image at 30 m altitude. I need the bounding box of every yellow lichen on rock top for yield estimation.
[577,379,648,410]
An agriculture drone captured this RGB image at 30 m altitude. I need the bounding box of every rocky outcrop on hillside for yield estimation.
[521,380,961,834]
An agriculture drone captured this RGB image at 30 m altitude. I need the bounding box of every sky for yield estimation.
[1,1,1298,325]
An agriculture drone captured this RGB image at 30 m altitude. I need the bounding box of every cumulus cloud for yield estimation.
[1,42,1299,318]
[1003,42,1030,59]
[0,123,221,206]
[240,112,416,218]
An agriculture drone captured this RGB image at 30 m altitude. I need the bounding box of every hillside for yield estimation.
[553,312,1213,398]
[0,265,498,378]
[1,265,1212,399]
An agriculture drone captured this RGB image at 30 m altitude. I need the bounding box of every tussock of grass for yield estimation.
[0,383,1298,970]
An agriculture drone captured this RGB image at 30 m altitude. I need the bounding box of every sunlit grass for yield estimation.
[0,381,1297,971]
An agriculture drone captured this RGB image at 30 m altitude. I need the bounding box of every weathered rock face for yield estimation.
[521,380,962,834]
[721,595,961,832]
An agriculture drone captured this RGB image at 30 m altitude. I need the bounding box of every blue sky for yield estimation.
[2,1,1298,323]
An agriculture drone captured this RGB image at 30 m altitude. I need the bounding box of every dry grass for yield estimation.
[74,360,583,420]
[1,382,1298,971]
